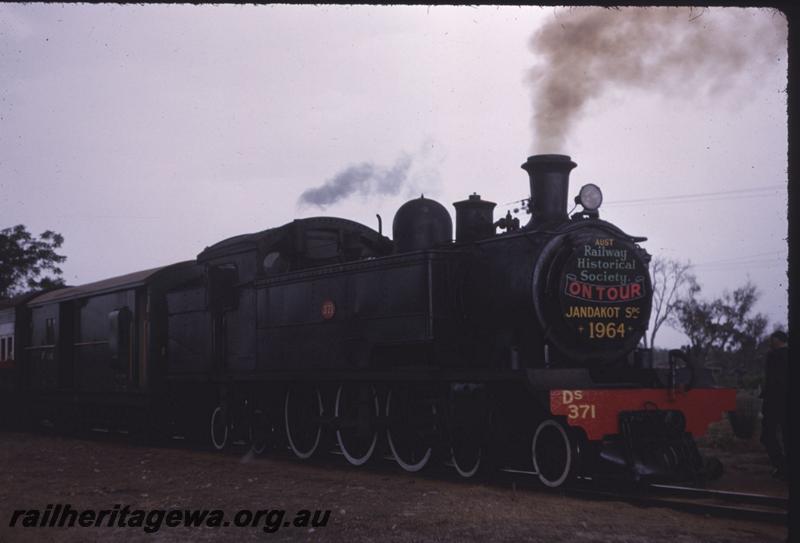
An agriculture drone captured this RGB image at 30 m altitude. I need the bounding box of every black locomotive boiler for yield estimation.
[1,154,735,487]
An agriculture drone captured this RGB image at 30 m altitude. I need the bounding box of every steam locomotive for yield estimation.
[0,154,735,487]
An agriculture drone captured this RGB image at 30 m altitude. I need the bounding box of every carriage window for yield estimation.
[108,307,132,366]
[45,318,56,345]
[0,336,12,361]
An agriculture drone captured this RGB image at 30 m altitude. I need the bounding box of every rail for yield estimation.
[563,480,788,525]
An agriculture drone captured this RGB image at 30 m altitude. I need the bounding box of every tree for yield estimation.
[0,225,67,299]
[643,256,696,349]
[674,280,768,363]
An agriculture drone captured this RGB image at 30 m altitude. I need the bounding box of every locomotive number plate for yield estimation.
[559,390,597,420]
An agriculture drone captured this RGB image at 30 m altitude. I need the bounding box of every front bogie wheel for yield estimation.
[532,419,577,488]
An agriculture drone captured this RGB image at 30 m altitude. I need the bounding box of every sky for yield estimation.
[0,5,788,349]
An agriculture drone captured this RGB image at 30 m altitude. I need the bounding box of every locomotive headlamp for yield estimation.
[576,183,603,211]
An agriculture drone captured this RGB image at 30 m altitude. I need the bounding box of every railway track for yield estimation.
[476,465,788,525]
[75,429,792,525]
[562,480,788,525]
[333,445,789,525]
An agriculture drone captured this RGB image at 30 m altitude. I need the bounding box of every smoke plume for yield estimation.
[298,153,413,209]
[528,7,786,152]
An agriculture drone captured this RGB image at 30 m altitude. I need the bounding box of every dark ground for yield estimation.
[0,419,789,543]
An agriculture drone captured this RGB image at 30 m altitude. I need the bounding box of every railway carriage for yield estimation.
[16,262,201,435]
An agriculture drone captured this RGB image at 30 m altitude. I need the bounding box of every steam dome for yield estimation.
[392,196,452,252]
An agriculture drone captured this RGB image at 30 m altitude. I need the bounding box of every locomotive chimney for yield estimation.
[521,154,577,228]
